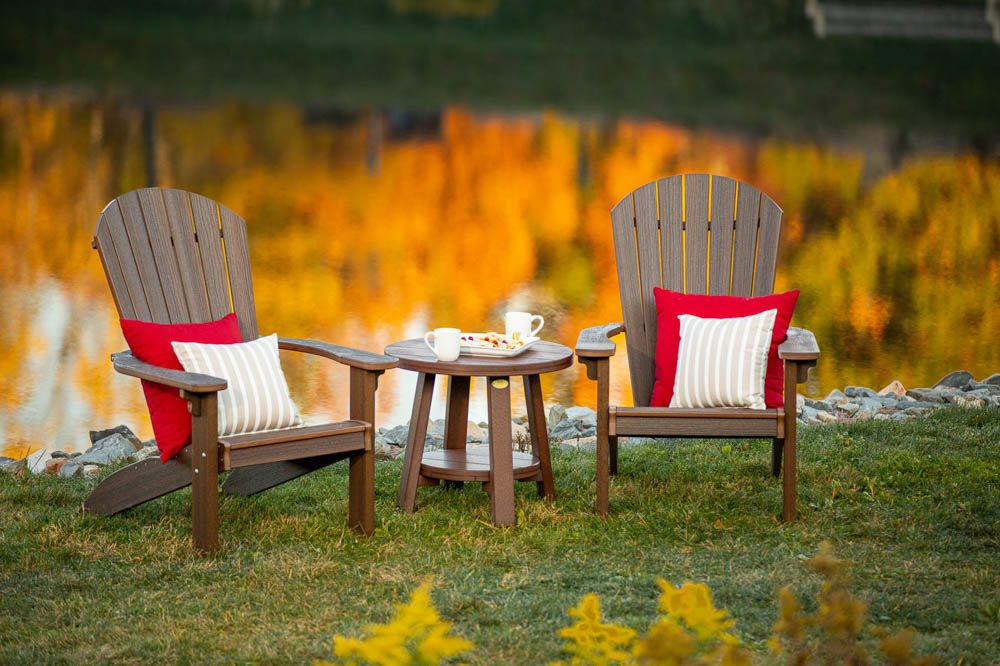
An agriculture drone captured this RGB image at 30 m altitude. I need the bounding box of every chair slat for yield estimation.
[708,176,737,295]
[633,181,660,376]
[658,175,684,292]
[117,191,171,323]
[136,188,190,323]
[94,214,137,319]
[754,194,783,295]
[219,203,259,341]
[683,174,710,294]
[189,193,232,320]
[103,201,151,320]
[611,195,653,407]
[731,182,761,297]
[162,189,212,322]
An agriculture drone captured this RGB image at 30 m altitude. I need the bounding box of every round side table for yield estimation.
[384,339,573,526]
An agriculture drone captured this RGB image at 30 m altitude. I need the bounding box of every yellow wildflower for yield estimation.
[555,593,637,666]
[330,580,473,666]
[632,617,693,665]
[656,579,736,643]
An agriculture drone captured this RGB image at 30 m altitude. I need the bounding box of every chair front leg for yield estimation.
[582,357,611,517]
[780,359,812,523]
[183,390,220,554]
[348,367,382,535]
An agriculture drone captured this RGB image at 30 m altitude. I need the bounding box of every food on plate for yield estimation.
[459,332,525,350]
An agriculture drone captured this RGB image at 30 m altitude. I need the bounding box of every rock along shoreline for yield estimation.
[2,370,997,478]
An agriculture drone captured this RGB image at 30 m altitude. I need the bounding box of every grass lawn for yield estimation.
[1,407,999,663]
[1,1,998,134]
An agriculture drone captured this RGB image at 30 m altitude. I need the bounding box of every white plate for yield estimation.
[459,336,540,358]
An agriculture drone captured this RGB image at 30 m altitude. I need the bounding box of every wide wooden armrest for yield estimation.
[111,351,227,393]
[778,327,820,361]
[575,323,625,358]
[278,338,398,371]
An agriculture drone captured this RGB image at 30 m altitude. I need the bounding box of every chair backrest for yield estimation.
[610,174,783,407]
[93,188,259,341]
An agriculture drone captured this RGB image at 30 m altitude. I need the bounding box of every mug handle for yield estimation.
[424,331,436,353]
[530,315,544,337]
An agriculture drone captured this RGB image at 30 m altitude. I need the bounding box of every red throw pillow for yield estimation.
[649,289,799,409]
[120,313,243,462]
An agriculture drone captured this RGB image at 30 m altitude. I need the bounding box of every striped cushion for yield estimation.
[171,334,303,436]
[668,309,778,410]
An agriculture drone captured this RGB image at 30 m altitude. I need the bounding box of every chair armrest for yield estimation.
[778,327,821,361]
[278,338,398,371]
[111,351,227,393]
[575,323,625,358]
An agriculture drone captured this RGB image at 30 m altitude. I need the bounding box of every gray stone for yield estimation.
[382,425,410,447]
[904,400,942,409]
[804,398,834,412]
[87,433,140,454]
[76,436,137,466]
[136,445,159,460]
[891,411,915,420]
[858,397,884,413]
[825,388,846,402]
[904,407,932,416]
[511,416,525,426]
[799,405,820,422]
[933,371,974,390]
[837,402,861,415]
[59,462,82,478]
[89,425,142,449]
[549,419,581,440]
[906,388,946,403]
[815,411,838,424]
[967,383,1000,395]
[845,386,879,399]
[83,465,101,477]
[579,425,596,438]
[427,419,446,437]
[565,406,597,425]
[548,404,567,426]
[423,435,443,450]
[50,450,71,459]
[478,421,489,429]
[981,373,1000,386]
[1,457,25,475]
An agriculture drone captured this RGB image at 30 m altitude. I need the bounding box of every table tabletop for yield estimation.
[384,339,573,376]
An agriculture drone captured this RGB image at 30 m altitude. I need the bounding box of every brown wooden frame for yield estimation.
[83,188,398,553]
[576,174,820,522]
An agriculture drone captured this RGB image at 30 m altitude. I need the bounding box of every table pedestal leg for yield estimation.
[397,372,435,512]
[487,376,516,526]
[442,376,471,490]
[523,374,555,500]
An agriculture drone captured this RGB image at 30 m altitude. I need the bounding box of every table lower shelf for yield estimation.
[420,447,541,482]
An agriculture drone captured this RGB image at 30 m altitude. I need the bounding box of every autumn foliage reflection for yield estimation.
[1,93,998,454]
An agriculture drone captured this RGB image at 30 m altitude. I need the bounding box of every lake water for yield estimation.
[2,93,998,456]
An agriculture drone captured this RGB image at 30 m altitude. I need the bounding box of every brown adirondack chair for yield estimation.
[83,187,398,553]
[576,174,820,521]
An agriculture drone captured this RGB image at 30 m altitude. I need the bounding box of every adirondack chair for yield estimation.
[576,174,820,521]
[83,187,397,553]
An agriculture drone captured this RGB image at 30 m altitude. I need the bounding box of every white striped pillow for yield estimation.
[668,309,777,410]
[171,334,303,436]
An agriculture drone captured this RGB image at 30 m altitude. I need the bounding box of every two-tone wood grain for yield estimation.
[89,188,396,553]
[388,340,572,526]
[577,174,820,523]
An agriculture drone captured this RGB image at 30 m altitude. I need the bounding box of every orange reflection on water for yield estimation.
[1,94,998,455]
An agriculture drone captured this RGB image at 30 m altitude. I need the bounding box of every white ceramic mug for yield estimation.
[504,311,544,340]
[424,327,461,362]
